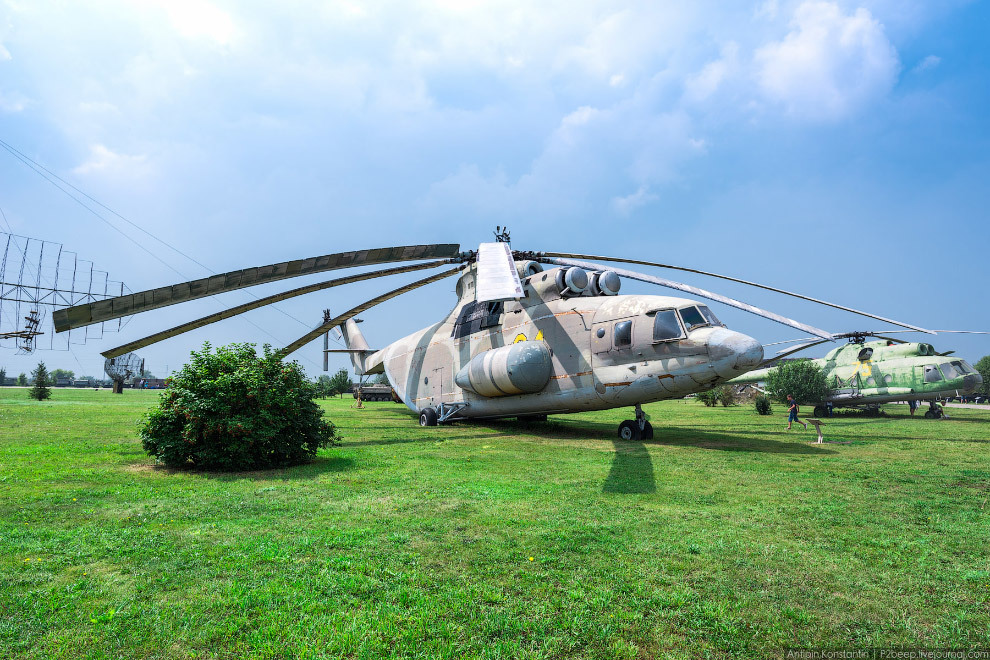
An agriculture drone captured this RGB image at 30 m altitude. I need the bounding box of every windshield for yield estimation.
[940,362,961,379]
[953,360,973,374]
[678,306,707,330]
[698,305,722,327]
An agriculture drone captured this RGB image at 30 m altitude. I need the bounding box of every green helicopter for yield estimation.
[728,331,985,419]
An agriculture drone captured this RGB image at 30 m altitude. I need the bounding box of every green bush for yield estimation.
[754,394,772,415]
[139,342,339,471]
[765,360,830,406]
[697,389,720,407]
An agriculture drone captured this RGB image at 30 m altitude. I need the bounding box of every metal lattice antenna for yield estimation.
[0,231,129,353]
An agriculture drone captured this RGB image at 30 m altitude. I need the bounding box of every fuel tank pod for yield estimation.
[454,341,552,397]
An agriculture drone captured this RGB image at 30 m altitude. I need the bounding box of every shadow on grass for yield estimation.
[142,455,356,481]
[604,440,656,494]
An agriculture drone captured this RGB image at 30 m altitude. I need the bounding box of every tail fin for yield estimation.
[324,317,378,374]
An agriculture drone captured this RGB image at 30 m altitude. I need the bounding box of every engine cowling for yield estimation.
[454,341,552,397]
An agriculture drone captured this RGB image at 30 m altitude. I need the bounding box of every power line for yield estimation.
[0,138,334,367]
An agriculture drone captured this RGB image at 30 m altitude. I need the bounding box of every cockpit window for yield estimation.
[698,305,722,327]
[451,301,503,339]
[614,320,633,348]
[653,310,683,341]
[923,365,943,383]
[939,362,960,379]
[952,360,973,374]
[678,306,707,330]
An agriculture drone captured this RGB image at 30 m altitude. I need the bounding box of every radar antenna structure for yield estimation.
[0,231,129,353]
[104,351,144,394]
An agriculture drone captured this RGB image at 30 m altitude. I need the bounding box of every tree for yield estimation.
[765,360,831,406]
[328,368,352,398]
[139,342,339,471]
[0,367,6,385]
[976,355,990,397]
[371,372,390,385]
[29,362,52,401]
[314,375,333,399]
[51,369,75,382]
[17,373,27,386]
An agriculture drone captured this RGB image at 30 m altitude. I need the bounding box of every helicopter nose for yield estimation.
[964,372,982,394]
[708,329,764,377]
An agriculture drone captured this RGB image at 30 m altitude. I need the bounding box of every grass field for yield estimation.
[1,387,989,659]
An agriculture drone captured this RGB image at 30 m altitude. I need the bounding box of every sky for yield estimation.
[0,0,988,380]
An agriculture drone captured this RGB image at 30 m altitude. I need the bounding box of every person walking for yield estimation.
[786,394,807,430]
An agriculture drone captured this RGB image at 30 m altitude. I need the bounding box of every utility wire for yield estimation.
[0,138,315,332]
[0,139,333,366]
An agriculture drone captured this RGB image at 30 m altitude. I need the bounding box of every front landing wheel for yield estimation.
[618,420,641,441]
[641,421,654,440]
[419,407,438,426]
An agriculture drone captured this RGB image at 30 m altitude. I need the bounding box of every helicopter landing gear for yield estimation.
[813,405,828,418]
[419,407,438,426]
[618,404,653,441]
[923,401,943,420]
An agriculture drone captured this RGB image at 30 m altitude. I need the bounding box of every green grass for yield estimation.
[1,388,989,659]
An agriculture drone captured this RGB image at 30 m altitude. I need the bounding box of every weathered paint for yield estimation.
[728,340,983,407]
[353,261,764,420]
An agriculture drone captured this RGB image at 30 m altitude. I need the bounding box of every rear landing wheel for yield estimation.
[419,407,438,426]
[641,421,654,440]
[813,405,827,418]
[618,420,641,441]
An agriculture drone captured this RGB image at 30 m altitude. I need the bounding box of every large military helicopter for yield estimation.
[728,331,985,418]
[53,230,934,438]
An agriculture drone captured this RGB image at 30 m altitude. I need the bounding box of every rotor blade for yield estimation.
[100,260,455,358]
[55,243,461,332]
[538,251,933,334]
[277,266,463,357]
[763,337,820,347]
[933,330,990,334]
[543,257,835,340]
[774,339,833,358]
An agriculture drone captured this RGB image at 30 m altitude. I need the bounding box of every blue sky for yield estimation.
[1,0,987,379]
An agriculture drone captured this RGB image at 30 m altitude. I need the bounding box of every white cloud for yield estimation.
[134,0,237,45]
[611,186,658,215]
[0,90,28,112]
[912,54,940,73]
[73,144,150,178]
[754,1,899,120]
[684,42,738,103]
[0,41,10,61]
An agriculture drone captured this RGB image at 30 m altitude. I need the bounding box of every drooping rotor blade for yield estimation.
[537,251,933,334]
[763,337,820,347]
[100,260,455,359]
[775,339,832,356]
[543,257,835,340]
[55,243,461,332]
[278,266,464,357]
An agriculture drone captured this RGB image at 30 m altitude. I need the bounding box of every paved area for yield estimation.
[944,403,990,410]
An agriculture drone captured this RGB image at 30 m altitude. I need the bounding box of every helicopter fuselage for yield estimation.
[730,340,983,408]
[359,264,763,420]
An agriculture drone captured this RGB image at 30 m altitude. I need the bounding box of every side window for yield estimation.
[653,310,682,341]
[923,365,943,383]
[939,362,960,379]
[678,306,706,330]
[614,320,633,348]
